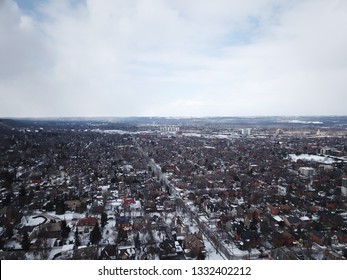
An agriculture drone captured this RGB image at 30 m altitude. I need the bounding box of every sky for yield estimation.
[0,0,346,118]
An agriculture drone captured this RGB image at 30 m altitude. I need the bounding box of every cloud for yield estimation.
[0,0,48,78]
[0,0,346,117]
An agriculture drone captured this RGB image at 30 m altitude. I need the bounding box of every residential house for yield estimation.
[284,216,301,228]
[184,231,205,257]
[308,230,325,246]
[76,217,98,234]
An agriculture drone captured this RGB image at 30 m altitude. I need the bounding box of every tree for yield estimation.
[0,170,15,188]
[90,222,102,245]
[18,185,27,207]
[3,192,12,207]
[197,250,206,260]
[21,231,31,251]
[304,239,313,258]
[61,219,70,239]
[116,227,128,244]
[36,236,50,259]
[0,236,4,250]
[134,232,141,250]
[101,212,108,228]
[74,228,81,249]
[324,235,332,246]
[260,218,271,246]
[44,201,54,212]
[4,223,14,239]
[19,185,27,197]
[55,199,66,215]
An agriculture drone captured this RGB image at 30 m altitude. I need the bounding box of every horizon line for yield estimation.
[1,115,347,120]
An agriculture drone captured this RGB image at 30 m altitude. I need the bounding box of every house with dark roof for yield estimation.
[308,230,325,246]
[116,216,131,231]
[284,216,301,228]
[184,231,205,257]
[99,245,117,260]
[76,217,98,234]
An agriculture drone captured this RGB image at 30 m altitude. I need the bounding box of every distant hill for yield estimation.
[0,119,22,147]
[109,116,347,128]
[0,116,346,131]
[0,119,28,129]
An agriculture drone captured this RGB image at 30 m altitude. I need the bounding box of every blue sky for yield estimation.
[1,0,346,117]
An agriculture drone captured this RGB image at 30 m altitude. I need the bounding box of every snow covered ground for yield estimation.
[204,237,225,260]
[287,154,337,164]
[20,215,46,227]
[14,205,261,260]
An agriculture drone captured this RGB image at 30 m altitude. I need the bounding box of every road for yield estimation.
[132,136,238,259]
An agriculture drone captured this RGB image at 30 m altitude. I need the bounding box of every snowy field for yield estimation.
[287,154,337,164]
[11,206,262,260]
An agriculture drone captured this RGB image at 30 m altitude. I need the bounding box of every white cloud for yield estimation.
[0,0,48,78]
[0,0,346,117]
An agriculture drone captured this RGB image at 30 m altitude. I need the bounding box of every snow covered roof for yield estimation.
[61,244,74,252]
[273,215,283,222]
[76,217,98,227]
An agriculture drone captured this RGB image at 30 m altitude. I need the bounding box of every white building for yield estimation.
[241,128,251,135]
[160,126,180,133]
[341,186,347,197]
[299,167,315,177]
[277,185,287,196]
